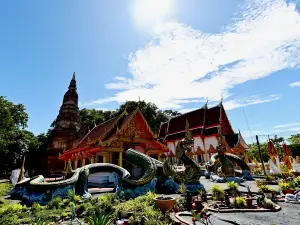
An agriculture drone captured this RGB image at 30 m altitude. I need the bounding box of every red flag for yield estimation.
[282,143,292,157]
[268,140,278,156]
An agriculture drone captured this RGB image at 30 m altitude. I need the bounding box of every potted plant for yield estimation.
[258,185,274,199]
[246,186,253,207]
[211,184,225,201]
[193,195,204,212]
[294,176,300,186]
[279,181,296,195]
[235,197,247,208]
[226,181,239,197]
[154,196,177,212]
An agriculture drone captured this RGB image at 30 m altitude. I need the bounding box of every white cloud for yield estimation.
[223,94,280,110]
[290,81,300,87]
[240,130,266,138]
[274,122,300,129]
[89,0,300,110]
[178,108,198,114]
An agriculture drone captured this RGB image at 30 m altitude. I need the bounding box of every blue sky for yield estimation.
[0,0,300,144]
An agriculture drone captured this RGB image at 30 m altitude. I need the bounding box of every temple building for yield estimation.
[157,102,249,163]
[47,73,168,178]
[47,73,83,174]
[58,107,168,176]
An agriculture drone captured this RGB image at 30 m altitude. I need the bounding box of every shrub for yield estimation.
[226,181,239,196]
[294,176,300,185]
[278,181,296,191]
[235,197,247,208]
[263,198,274,209]
[76,202,94,216]
[47,197,63,209]
[0,202,24,215]
[279,164,289,173]
[211,184,225,201]
[255,179,266,187]
[111,192,165,224]
[86,208,111,225]
[91,193,118,215]
[66,160,73,176]
[0,214,18,225]
[0,182,12,197]
[258,185,273,193]
[31,202,42,213]
[74,195,81,203]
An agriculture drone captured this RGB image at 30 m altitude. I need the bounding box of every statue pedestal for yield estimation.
[210,174,244,183]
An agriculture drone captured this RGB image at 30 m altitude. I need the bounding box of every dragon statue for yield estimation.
[10,123,206,205]
[9,148,188,204]
[162,121,203,193]
[206,137,253,182]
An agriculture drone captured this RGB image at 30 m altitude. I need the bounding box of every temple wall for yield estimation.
[204,136,218,149]
[194,137,204,150]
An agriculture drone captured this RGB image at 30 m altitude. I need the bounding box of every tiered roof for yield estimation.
[59,108,168,160]
[158,103,248,150]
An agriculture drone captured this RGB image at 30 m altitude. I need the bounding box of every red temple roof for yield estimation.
[60,109,168,160]
[158,103,234,141]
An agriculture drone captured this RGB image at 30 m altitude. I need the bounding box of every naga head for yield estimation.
[181,119,194,152]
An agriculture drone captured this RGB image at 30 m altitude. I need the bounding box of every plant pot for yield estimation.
[283,189,295,195]
[193,199,204,211]
[246,197,253,207]
[154,197,176,212]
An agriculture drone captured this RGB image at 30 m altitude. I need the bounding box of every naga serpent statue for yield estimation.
[163,130,203,185]
[9,148,183,204]
[206,139,253,181]
[10,121,205,204]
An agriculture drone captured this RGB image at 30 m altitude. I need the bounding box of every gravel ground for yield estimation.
[213,202,300,225]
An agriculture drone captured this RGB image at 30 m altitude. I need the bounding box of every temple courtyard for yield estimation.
[88,178,300,225]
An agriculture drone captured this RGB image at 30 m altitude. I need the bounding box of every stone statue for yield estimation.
[214,142,235,177]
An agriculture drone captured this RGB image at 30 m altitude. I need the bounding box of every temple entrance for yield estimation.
[97,155,103,163]
[88,172,117,188]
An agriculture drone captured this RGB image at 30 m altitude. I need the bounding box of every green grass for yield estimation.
[0,182,12,197]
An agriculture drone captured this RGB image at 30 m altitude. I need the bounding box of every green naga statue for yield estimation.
[214,140,235,177]
[163,120,202,184]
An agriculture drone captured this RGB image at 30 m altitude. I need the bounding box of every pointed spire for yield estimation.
[201,99,208,136]
[185,119,193,142]
[69,72,77,90]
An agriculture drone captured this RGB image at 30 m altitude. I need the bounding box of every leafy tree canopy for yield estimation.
[0,96,47,175]
[288,134,300,145]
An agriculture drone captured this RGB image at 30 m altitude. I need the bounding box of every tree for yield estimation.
[288,134,300,145]
[0,96,30,175]
[116,101,181,132]
[79,108,117,134]
[270,135,285,157]
[246,143,270,162]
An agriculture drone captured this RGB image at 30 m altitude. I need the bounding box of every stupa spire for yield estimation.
[68,72,77,90]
